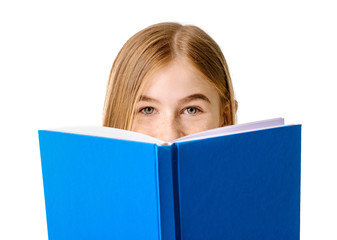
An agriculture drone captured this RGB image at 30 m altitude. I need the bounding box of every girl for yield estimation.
[103,22,237,142]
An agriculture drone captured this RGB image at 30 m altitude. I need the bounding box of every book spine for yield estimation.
[158,145,177,240]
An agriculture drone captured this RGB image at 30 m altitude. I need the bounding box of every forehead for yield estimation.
[140,59,220,101]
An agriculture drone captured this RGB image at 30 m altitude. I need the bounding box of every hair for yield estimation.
[103,22,236,130]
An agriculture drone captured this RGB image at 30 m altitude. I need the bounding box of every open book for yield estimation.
[38,118,301,240]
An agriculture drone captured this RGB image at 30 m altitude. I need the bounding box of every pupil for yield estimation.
[145,107,152,114]
[188,108,196,114]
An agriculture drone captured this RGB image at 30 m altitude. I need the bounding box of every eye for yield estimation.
[184,107,200,115]
[140,107,155,115]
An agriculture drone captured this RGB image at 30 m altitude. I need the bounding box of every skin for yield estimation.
[131,58,224,142]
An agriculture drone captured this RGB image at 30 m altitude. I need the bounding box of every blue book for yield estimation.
[38,118,301,240]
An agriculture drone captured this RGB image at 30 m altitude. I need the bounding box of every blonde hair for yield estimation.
[103,22,236,130]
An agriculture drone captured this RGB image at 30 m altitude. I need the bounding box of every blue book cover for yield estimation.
[38,118,301,240]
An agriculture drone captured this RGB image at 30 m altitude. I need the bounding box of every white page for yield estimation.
[174,117,285,143]
[46,118,285,145]
[48,126,165,145]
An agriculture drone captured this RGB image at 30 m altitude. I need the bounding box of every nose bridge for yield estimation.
[159,112,183,142]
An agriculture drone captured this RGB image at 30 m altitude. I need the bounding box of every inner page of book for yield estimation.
[173,117,285,143]
[48,118,284,145]
[49,126,166,145]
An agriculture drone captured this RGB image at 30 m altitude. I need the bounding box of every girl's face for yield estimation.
[131,58,223,142]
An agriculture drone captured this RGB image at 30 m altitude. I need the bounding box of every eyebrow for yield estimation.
[138,95,160,103]
[138,93,211,104]
[181,93,211,104]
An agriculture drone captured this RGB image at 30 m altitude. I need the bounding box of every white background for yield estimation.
[1,0,336,239]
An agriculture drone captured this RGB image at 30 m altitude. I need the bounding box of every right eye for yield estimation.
[140,107,155,115]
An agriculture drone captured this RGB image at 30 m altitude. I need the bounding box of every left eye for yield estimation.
[184,107,199,115]
[140,107,155,114]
